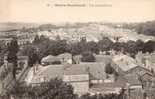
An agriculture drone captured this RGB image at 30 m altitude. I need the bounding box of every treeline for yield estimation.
[20,35,155,66]
[122,21,155,36]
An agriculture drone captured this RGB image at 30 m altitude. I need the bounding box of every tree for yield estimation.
[50,40,68,56]
[20,45,39,66]
[78,37,88,53]
[112,42,123,52]
[7,37,19,79]
[81,51,96,62]
[105,63,115,74]
[98,37,113,52]
[87,41,99,54]
[143,40,155,53]
[10,78,76,99]
[135,40,144,52]
[33,35,40,44]
[126,40,137,57]
[70,42,82,55]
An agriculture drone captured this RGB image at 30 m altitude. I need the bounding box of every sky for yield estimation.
[0,0,155,23]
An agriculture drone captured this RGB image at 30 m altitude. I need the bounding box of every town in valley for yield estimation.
[0,21,155,99]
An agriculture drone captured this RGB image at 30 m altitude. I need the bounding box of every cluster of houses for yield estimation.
[0,30,35,45]
[0,48,155,99]
[21,51,155,99]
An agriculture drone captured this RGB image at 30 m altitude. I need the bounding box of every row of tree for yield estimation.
[22,35,155,60]
[2,35,154,68]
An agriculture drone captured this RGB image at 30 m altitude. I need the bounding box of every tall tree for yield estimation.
[143,40,155,53]
[98,37,113,52]
[87,41,99,54]
[135,40,144,52]
[21,45,39,66]
[7,37,19,79]
[33,35,40,44]
[105,63,115,74]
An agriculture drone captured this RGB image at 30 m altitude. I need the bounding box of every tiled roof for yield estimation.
[113,54,138,71]
[41,53,72,63]
[31,65,64,83]
[90,77,127,93]
[141,72,155,81]
[64,62,110,80]
[64,64,88,75]
[124,66,154,86]
[124,73,142,85]
[149,53,155,63]
[57,53,72,59]
[41,55,59,63]
[125,66,151,75]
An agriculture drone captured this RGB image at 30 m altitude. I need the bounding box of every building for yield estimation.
[63,65,89,95]
[113,53,138,72]
[41,53,72,66]
[57,53,72,64]
[25,61,127,95]
[29,65,64,85]
[136,52,155,71]
[124,66,155,99]
[41,55,60,65]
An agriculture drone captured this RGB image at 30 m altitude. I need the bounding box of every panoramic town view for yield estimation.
[0,21,155,99]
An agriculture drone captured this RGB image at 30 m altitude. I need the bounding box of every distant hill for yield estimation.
[37,23,155,42]
[0,22,155,42]
[121,21,155,36]
[0,22,39,32]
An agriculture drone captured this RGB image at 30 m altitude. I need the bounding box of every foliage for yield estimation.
[98,37,113,52]
[33,35,40,44]
[20,34,155,64]
[20,44,39,66]
[70,42,82,55]
[10,78,126,99]
[10,78,76,99]
[7,37,19,79]
[7,37,19,63]
[105,63,115,74]
[143,40,155,53]
[87,41,99,54]
[122,21,155,36]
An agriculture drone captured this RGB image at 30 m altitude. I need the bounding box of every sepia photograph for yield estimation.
[0,0,155,99]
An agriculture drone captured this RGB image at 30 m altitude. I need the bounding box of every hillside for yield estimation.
[0,22,39,32]
[0,22,155,42]
[37,23,155,42]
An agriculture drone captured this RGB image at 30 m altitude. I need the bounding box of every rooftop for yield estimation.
[113,54,137,71]
[64,62,115,80]
[31,65,64,83]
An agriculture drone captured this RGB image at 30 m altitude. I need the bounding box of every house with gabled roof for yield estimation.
[124,66,153,89]
[123,66,155,99]
[25,60,127,96]
[125,66,152,76]
[62,62,127,95]
[113,54,138,72]
[41,53,72,65]
[57,52,72,64]
[27,65,64,85]
[136,52,155,71]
